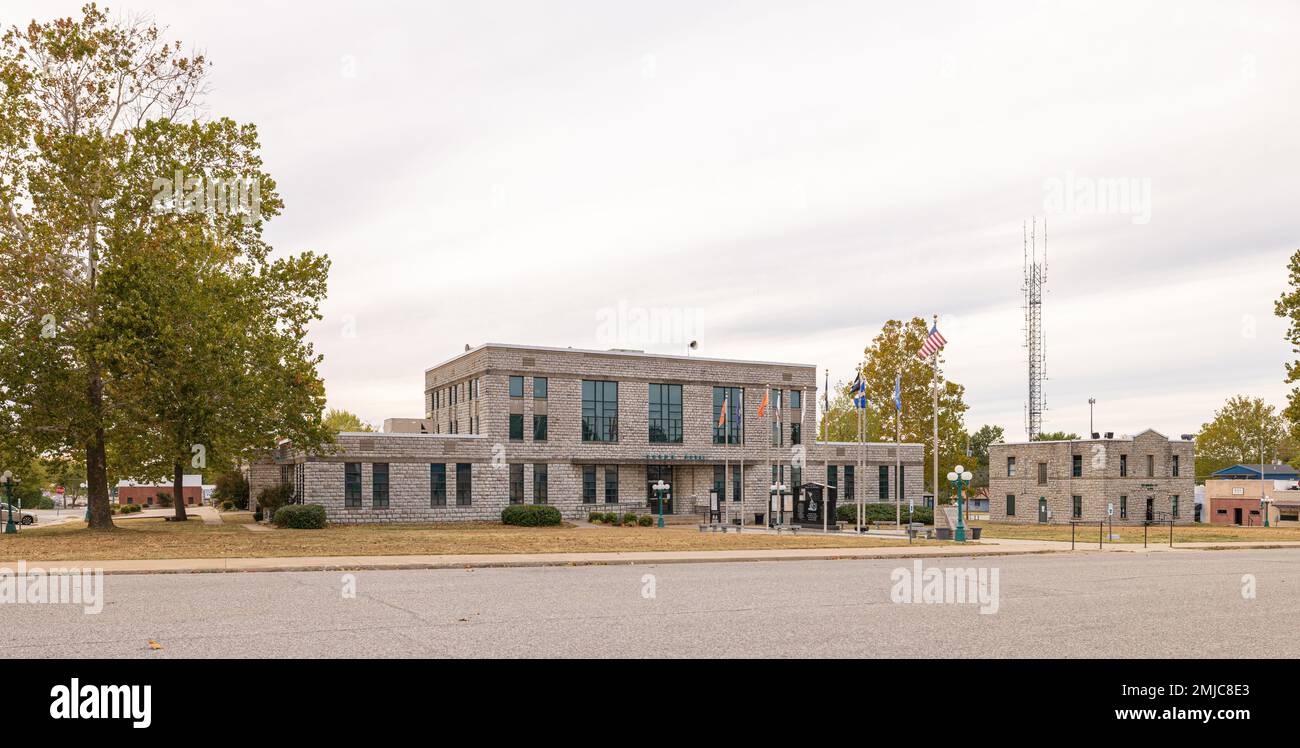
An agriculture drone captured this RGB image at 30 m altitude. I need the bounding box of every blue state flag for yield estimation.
[893,374,902,412]
[851,373,867,409]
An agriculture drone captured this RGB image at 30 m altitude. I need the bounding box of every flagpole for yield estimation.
[766,384,772,530]
[932,313,940,512]
[895,368,902,527]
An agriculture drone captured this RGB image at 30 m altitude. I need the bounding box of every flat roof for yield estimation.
[995,429,1187,446]
[424,343,817,374]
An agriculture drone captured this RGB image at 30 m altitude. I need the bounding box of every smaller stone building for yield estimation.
[988,429,1195,524]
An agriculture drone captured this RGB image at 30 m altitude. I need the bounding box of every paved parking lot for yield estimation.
[1,549,1293,658]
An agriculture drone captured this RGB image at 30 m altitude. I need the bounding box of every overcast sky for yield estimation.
[9,0,1299,440]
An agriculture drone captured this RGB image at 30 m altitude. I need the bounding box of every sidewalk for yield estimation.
[15,536,1300,575]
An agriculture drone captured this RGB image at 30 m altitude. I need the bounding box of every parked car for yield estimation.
[0,504,35,525]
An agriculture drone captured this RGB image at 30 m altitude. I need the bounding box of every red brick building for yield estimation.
[116,476,205,507]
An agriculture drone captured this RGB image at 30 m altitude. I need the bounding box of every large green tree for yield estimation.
[1,6,330,525]
[819,318,969,496]
[967,424,1004,490]
[1195,395,1287,481]
[1032,431,1080,441]
[323,409,374,434]
[0,5,209,528]
[1276,248,1300,430]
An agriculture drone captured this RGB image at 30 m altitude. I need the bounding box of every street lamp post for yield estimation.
[946,465,973,542]
[2,471,17,535]
[1088,398,1096,435]
[1262,495,1272,528]
[652,480,670,529]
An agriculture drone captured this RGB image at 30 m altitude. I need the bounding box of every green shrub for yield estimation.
[836,503,933,525]
[602,512,617,524]
[272,504,328,529]
[212,471,250,510]
[638,515,653,527]
[587,511,602,523]
[622,512,638,526]
[221,500,234,511]
[156,492,174,508]
[501,504,563,527]
[257,483,294,515]
[34,497,56,510]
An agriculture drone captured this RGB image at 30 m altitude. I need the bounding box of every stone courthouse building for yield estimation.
[251,343,924,524]
[988,430,1195,524]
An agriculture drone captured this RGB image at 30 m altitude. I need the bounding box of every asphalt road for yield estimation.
[2,549,1296,658]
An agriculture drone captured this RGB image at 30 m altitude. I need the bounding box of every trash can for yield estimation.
[969,526,983,540]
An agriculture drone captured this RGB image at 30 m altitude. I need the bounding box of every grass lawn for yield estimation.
[0,519,936,562]
[974,521,1300,544]
[217,511,255,524]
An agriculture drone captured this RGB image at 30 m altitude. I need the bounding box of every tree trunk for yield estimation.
[85,377,114,529]
[172,459,188,522]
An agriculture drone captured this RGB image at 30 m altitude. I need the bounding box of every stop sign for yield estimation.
[56,486,65,495]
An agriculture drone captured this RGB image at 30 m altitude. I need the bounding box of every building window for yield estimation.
[582,466,596,504]
[1071,455,1082,478]
[714,465,727,503]
[430,464,446,506]
[1007,494,1016,516]
[1007,456,1016,477]
[1171,495,1179,519]
[1037,462,1048,485]
[789,390,801,410]
[879,466,889,501]
[604,466,619,504]
[509,464,524,504]
[791,422,801,445]
[372,463,389,508]
[1120,454,1128,477]
[470,378,479,400]
[509,376,524,398]
[732,466,741,503]
[509,414,524,441]
[456,463,472,506]
[843,465,854,501]
[581,380,619,442]
[1120,495,1127,519]
[1146,455,1155,478]
[1172,455,1180,477]
[534,464,548,504]
[827,465,838,495]
[712,386,744,444]
[791,466,802,490]
[1072,495,1082,519]
[345,462,362,508]
[648,383,683,443]
[898,465,905,502]
[769,390,784,446]
[533,377,548,441]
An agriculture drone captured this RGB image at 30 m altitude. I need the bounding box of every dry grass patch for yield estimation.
[974,521,1300,544]
[0,519,936,562]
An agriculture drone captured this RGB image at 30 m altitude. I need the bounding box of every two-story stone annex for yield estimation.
[988,430,1195,524]
[250,343,925,524]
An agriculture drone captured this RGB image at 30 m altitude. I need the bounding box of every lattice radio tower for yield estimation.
[1022,218,1048,440]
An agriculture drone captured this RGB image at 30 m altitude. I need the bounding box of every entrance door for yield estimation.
[1146,498,1154,521]
[1037,497,1048,523]
[646,465,673,515]
[1234,507,1243,525]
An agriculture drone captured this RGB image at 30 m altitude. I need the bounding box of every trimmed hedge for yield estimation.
[272,504,328,529]
[638,515,654,527]
[837,503,934,525]
[501,504,563,527]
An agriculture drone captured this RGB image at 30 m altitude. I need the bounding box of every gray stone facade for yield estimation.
[988,429,1195,524]
[276,344,925,524]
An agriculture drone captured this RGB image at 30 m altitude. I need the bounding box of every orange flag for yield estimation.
[718,396,728,427]
[757,389,769,418]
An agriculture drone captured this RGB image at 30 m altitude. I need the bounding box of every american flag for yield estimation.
[915,324,947,360]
